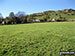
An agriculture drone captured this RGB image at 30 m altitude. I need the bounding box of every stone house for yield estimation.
[1,19,6,25]
[34,19,40,22]
[51,18,56,22]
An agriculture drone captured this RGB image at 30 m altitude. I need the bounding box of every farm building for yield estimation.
[1,19,6,25]
[2,21,6,25]
[34,19,40,22]
[51,18,56,22]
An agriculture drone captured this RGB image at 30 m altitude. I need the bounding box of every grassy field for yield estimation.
[0,22,75,56]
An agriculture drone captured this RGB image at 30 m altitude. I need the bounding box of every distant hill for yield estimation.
[28,9,75,22]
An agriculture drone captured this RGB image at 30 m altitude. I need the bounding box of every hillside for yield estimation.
[29,9,75,21]
[0,9,75,25]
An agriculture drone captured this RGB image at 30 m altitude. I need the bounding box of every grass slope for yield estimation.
[33,10,75,20]
[0,22,75,56]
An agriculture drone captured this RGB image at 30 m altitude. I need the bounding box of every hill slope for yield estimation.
[30,9,75,21]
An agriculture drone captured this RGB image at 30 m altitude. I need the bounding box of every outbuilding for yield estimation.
[34,19,40,22]
[51,18,56,22]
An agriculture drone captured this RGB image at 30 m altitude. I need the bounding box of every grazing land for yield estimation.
[0,22,75,56]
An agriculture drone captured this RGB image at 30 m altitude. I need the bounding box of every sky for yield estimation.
[0,0,75,17]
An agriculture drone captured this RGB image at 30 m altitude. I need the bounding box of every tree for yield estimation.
[9,12,15,18]
[5,17,12,24]
[15,11,26,23]
[9,12,17,24]
[27,15,33,22]
[0,13,3,24]
[16,11,26,17]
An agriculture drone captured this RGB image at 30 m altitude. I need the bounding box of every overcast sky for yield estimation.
[0,0,75,17]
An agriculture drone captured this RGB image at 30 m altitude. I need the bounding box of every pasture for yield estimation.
[0,22,75,56]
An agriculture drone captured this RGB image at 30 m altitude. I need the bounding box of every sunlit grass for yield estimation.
[0,22,75,56]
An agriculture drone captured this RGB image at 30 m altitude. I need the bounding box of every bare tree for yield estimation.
[0,13,3,19]
[16,11,26,18]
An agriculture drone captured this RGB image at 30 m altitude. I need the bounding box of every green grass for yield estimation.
[0,22,75,56]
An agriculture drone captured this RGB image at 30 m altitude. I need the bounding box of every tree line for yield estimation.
[0,11,50,25]
[0,12,31,24]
